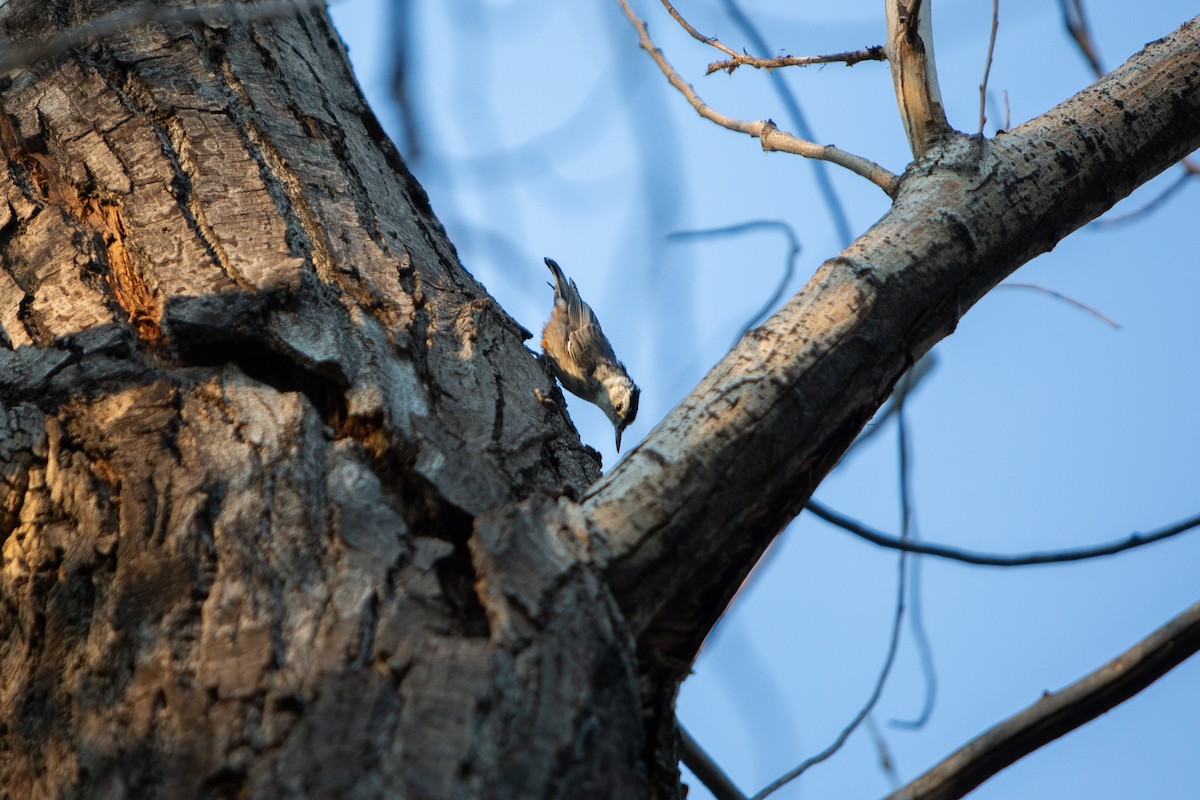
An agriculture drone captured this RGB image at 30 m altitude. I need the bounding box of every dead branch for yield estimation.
[885,0,952,155]
[617,0,900,196]
[680,725,748,800]
[707,46,887,76]
[996,282,1121,328]
[881,599,1200,800]
[978,0,999,134]
[658,0,739,58]
[806,501,1200,567]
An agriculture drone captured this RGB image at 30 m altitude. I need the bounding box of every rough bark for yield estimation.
[0,2,641,798]
[0,2,1197,800]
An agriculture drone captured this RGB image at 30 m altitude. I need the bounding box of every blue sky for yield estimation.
[330,2,1200,797]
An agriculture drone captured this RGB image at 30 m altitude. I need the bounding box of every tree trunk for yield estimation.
[1,2,1198,799]
[0,2,642,797]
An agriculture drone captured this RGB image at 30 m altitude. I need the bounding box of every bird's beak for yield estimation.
[615,427,623,452]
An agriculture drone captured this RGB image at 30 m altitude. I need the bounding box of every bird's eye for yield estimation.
[616,402,624,414]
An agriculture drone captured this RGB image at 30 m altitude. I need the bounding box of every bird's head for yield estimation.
[598,368,640,451]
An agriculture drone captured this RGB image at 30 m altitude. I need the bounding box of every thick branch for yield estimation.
[583,18,1200,671]
[882,599,1200,800]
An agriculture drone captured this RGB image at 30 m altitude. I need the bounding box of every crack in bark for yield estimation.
[87,51,243,289]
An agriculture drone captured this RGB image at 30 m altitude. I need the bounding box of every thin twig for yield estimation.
[865,714,903,789]
[882,599,1200,800]
[716,0,858,243]
[0,0,322,75]
[887,388,938,731]
[892,388,936,734]
[667,220,801,345]
[1060,0,1104,77]
[615,0,899,197]
[752,534,910,799]
[996,282,1121,328]
[680,724,749,800]
[849,354,937,453]
[658,0,885,76]
[890,542,937,729]
[659,0,739,58]
[978,0,1000,135]
[1092,169,1198,227]
[388,0,422,162]
[806,501,1200,567]
[753,399,917,800]
[707,46,886,76]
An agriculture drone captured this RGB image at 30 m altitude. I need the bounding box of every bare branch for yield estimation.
[885,0,952,156]
[707,46,886,76]
[865,715,903,789]
[658,0,739,59]
[680,725,748,800]
[755,397,920,799]
[1061,0,1105,77]
[890,395,938,732]
[0,0,322,75]
[882,599,1200,800]
[978,0,1000,135]
[387,0,422,162]
[657,0,884,75]
[716,0,857,244]
[616,0,900,196]
[667,220,802,345]
[849,355,937,453]
[806,501,1200,567]
[753,525,911,799]
[1093,167,1198,227]
[996,282,1121,328]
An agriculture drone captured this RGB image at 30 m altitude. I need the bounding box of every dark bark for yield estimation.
[0,2,640,797]
[0,2,1197,799]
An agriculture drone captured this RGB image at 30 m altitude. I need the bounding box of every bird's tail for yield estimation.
[544,257,569,300]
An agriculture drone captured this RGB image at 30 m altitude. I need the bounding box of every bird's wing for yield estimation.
[566,289,619,369]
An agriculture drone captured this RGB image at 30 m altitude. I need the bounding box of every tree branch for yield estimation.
[1060,0,1200,201]
[881,599,1200,800]
[806,500,1200,567]
[680,725,748,800]
[583,16,1200,674]
[996,282,1121,328]
[885,0,952,155]
[616,0,900,196]
[658,0,739,59]
[707,46,886,76]
[1061,0,1105,77]
[667,220,802,345]
[656,0,885,75]
[978,0,1000,134]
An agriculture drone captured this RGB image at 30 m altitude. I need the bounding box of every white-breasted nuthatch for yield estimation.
[541,257,640,451]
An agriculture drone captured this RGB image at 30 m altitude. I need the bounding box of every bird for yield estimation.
[540,257,640,451]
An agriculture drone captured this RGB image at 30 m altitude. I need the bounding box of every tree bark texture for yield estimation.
[1,2,1198,799]
[0,2,643,798]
